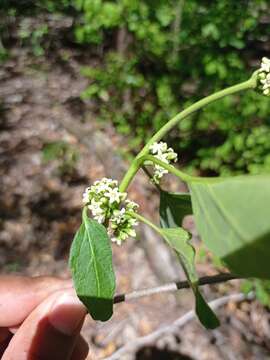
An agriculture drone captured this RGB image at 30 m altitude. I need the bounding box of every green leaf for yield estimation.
[160,227,220,329]
[159,191,192,228]
[69,208,116,321]
[194,289,220,329]
[189,175,270,278]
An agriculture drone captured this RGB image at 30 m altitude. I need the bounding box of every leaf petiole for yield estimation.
[127,211,162,235]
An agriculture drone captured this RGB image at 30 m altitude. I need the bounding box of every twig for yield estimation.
[105,292,254,360]
[113,273,239,304]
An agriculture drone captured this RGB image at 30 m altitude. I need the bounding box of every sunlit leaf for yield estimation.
[69,208,116,321]
[189,175,270,278]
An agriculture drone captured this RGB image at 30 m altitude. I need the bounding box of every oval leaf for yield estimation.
[160,191,192,228]
[160,227,220,329]
[69,208,116,321]
[189,175,270,278]
[194,288,220,329]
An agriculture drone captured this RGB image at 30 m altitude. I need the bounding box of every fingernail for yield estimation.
[49,292,86,336]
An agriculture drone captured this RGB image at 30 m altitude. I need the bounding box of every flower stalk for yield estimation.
[82,61,264,245]
[119,73,258,193]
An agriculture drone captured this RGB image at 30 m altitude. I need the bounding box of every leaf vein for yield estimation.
[85,221,101,297]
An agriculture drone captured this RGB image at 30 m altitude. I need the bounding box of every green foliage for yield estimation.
[159,193,219,329]
[18,20,49,56]
[42,141,79,177]
[0,42,8,62]
[160,227,219,329]
[0,0,73,58]
[69,208,116,321]
[159,191,192,228]
[189,175,270,278]
[81,52,148,138]
[2,1,270,175]
[242,279,270,307]
[76,0,270,176]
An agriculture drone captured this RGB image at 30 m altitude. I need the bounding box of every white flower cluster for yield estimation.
[83,178,138,245]
[148,141,178,184]
[258,57,270,96]
[110,200,139,245]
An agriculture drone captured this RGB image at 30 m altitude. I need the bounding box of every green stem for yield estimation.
[129,211,161,235]
[143,77,257,150]
[143,155,192,182]
[119,74,258,193]
[120,154,221,191]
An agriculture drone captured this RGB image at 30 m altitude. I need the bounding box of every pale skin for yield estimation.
[0,276,89,360]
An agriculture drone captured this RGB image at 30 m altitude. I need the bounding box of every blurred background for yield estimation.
[1,1,270,359]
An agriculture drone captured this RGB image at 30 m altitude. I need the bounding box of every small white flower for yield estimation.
[88,200,106,223]
[125,199,139,211]
[93,178,118,194]
[82,187,91,204]
[166,148,178,162]
[105,187,126,204]
[258,57,270,96]
[148,141,178,184]
[260,57,270,73]
[88,199,103,214]
[96,214,106,224]
[111,208,126,224]
[149,141,167,155]
[261,73,270,88]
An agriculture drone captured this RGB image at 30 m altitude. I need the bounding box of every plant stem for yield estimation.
[120,154,221,191]
[143,77,257,150]
[128,211,161,235]
[143,155,193,182]
[113,272,239,303]
[119,74,258,192]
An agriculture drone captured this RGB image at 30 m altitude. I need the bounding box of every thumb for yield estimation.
[3,289,87,360]
[0,275,72,327]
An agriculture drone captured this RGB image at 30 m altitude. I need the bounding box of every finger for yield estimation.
[8,326,19,334]
[71,335,89,360]
[3,289,87,360]
[0,275,72,327]
[1,331,90,359]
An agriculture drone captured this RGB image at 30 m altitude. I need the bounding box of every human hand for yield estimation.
[0,275,89,360]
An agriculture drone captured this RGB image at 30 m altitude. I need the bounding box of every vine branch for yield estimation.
[113,272,239,304]
[119,73,258,192]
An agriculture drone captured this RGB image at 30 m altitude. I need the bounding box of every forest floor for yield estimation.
[1,45,270,360]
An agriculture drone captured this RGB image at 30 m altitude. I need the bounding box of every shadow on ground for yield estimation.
[136,346,194,360]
